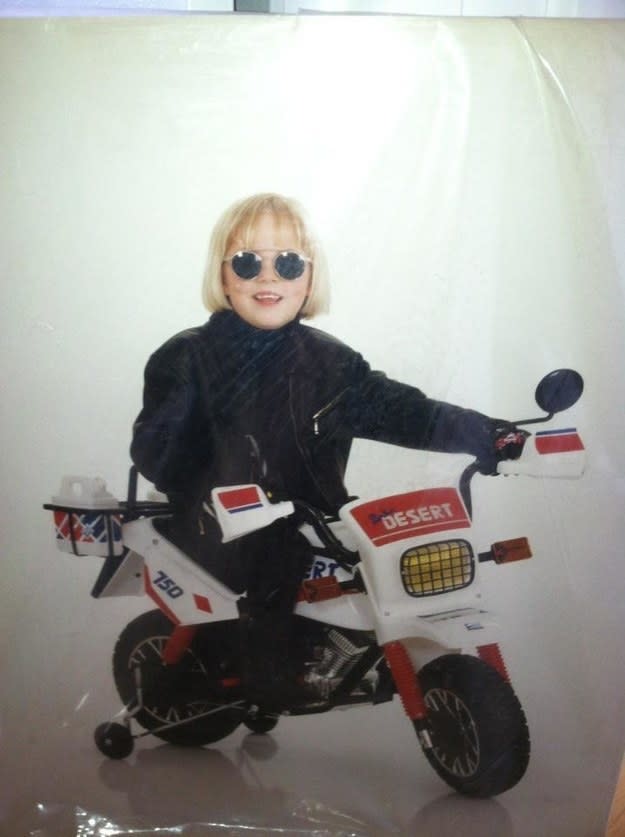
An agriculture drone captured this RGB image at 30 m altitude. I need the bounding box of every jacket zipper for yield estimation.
[312,388,350,436]
[289,374,336,510]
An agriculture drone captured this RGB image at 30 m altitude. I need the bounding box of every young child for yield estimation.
[131,192,525,707]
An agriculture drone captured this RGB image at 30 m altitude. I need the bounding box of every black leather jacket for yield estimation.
[131,310,503,516]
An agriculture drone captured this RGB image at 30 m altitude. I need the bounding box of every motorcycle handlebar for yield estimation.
[291,499,360,570]
[459,461,481,519]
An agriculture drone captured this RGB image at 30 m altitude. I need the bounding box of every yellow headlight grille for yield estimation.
[400,540,474,597]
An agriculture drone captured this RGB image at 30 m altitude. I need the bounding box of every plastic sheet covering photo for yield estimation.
[1,12,624,837]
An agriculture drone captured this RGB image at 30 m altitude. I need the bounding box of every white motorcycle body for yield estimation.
[45,367,586,794]
[99,426,585,675]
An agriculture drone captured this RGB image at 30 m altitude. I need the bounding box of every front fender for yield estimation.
[377,608,500,672]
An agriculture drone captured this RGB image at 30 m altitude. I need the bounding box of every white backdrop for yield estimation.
[1,15,625,836]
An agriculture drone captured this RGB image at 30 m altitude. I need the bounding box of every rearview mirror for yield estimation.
[535,369,584,414]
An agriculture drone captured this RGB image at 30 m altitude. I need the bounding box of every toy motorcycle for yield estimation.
[44,369,585,798]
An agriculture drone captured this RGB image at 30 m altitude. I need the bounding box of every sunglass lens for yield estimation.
[275,251,306,280]
[231,251,261,280]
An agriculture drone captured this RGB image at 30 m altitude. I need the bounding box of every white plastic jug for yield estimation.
[53,476,119,509]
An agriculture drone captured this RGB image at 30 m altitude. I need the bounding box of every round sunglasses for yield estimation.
[223,250,311,281]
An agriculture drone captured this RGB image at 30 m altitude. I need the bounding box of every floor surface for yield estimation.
[0,602,618,837]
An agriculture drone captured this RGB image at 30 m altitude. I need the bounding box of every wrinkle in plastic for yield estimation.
[1,13,625,837]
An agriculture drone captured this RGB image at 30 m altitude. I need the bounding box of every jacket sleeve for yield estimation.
[130,337,209,493]
[344,356,504,462]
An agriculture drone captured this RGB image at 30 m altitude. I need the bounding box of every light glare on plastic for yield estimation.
[400,539,474,597]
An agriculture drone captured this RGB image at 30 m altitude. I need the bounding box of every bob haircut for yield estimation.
[202,193,330,318]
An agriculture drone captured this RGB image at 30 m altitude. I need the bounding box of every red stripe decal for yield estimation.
[218,486,261,511]
[535,433,584,454]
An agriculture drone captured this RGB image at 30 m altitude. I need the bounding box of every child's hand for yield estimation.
[477,425,529,475]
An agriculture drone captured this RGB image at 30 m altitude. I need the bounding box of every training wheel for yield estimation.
[244,711,279,735]
[94,722,134,759]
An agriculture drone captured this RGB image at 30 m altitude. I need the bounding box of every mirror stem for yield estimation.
[512,412,554,426]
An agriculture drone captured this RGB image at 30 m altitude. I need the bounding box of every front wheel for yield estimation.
[113,610,242,747]
[418,654,530,797]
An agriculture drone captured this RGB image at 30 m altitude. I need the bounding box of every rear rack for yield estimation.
[43,467,170,560]
[43,499,171,559]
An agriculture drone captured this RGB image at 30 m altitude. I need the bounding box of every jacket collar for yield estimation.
[207,309,302,346]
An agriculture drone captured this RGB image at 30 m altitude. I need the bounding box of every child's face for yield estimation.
[222,212,311,330]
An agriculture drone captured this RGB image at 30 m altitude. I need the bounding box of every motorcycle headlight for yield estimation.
[400,539,474,597]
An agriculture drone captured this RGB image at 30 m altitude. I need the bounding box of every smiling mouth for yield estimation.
[253,292,282,303]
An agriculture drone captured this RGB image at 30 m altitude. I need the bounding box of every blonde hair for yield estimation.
[202,193,330,318]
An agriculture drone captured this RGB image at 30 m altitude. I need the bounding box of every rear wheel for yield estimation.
[113,610,242,747]
[418,654,530,797]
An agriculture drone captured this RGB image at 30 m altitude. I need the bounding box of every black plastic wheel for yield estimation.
[418,654,530,797]
[113,609,242,747]
[244,711,279,735]
[94,722,134,759]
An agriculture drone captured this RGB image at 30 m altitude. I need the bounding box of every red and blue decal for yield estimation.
[535,428,584,454]
[217,486,263,514]
[54,510,122,547]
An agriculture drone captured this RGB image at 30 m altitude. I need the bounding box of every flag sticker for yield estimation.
[54,511,122,546]
[535,428,584,454]
[217,486,263,514]
[51,509,123,556]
